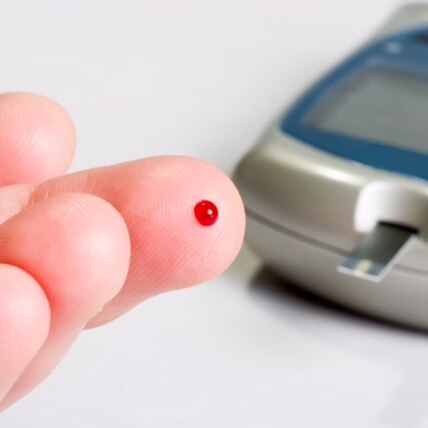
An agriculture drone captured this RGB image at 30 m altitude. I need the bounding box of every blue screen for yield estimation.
[304,66,428,155]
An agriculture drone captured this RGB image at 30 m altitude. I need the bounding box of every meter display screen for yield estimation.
[305,66,428,154]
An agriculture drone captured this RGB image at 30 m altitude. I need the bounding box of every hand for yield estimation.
[0,93,245,410]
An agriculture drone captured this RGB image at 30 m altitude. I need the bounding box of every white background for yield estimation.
[1,1,428,427]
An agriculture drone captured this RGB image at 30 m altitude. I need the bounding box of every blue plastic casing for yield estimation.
[281,27,428,182]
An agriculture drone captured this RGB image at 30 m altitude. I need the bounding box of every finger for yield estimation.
[0,157,245,328]
[0,264,50,402]
[29,156,246,327]
[0,193,131,410]
[0,93,76,185]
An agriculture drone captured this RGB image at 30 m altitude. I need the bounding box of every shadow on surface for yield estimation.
[248,265,428,337]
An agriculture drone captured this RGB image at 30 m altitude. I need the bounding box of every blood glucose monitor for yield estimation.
[234,4,428,329]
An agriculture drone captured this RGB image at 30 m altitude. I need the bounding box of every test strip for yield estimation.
[337,223,417,282]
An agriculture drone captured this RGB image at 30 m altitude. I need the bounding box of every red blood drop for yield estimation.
[194,200,218,226]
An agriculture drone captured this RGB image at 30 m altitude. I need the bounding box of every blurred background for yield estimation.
[1,1,427,427]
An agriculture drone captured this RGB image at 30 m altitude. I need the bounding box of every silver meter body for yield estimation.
[234,4,428,329]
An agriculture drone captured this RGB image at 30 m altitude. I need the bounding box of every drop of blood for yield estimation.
[194,200,218,226]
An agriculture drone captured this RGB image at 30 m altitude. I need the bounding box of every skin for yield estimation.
[0,93,246,410]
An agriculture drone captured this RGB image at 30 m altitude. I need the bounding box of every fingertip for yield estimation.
[89,156,245,326]
[0,264,50,403]
[179,158,246,285]
[0,92,76,184]
[0,191,132,328]
[129,156,246,290]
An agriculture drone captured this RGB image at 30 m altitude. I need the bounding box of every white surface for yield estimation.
[1,1,427,427]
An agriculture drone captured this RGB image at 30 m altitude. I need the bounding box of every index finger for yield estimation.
[30,156,246,327]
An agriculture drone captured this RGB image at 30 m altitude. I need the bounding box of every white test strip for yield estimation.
[337,222,418,283]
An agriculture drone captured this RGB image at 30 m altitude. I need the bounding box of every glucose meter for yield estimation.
[234,4,428,329]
